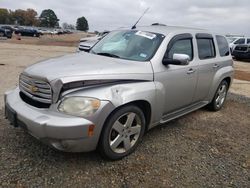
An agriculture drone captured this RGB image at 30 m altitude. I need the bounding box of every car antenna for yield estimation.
[131,7,150,29]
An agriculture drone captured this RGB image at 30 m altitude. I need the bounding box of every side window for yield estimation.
[197,38,216,59]
[168,39,193,60]
[234,38,245,44]
[216,35,229,56]
[247,39,250,44]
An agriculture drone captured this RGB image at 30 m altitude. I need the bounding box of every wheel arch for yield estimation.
[223,77,231,88]
[102,100,152,133]
[207,66,234,102]
[97,99,152,157]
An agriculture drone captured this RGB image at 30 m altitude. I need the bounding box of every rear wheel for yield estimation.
[207,80,228,111]
[99,105,145,160]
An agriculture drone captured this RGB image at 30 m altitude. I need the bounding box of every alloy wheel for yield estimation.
[215,84,227,108]
[109,112,142,154]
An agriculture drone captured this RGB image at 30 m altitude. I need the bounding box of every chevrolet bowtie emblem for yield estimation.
[29,85,39,93]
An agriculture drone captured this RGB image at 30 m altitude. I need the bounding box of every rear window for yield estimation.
[197,38,216,59]
[216,35,230,56]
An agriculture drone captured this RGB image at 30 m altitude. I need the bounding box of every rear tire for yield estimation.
[98,105,146,160]
[207,80,229,111]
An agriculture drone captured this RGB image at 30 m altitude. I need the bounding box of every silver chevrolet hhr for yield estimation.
[5,25,234,160]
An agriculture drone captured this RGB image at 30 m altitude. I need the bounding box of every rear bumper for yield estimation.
[4,88,115,152]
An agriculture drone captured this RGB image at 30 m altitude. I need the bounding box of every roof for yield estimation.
[118,25,207,36]
[136,25,205,35]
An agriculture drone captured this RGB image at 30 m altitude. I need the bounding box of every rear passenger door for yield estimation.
[193,33,218,102]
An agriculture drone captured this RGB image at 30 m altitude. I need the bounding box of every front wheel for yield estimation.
[207,80,229,111]
[98,105,146,160]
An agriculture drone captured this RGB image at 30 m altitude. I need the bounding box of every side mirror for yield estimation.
[162,53,191,66]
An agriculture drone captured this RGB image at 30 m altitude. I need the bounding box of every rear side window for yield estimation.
[234,38,245,44]
[247,39,250,44]
[168,39,193,60]
[197,38,216,59]
[216,35,230,56]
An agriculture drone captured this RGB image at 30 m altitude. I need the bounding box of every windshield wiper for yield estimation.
[96,52,120,58]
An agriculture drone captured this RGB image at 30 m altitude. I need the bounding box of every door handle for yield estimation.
[187,68,195,74]
[213,64,220,68]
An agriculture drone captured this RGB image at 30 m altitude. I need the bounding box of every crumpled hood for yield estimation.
[23,52,154,82]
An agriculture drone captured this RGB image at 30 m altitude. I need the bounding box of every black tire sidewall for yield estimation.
[99,105,146,160]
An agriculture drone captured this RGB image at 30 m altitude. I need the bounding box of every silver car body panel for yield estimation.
[23,52,154,103]
[5,25,234,152]
[5,88,116,152]
[23,52,154,81]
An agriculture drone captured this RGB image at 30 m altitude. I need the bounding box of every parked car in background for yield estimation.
[37,29,46,35]
[78,31,110,52]
[0,25,16,33]
[64,30,73,34]
[37,29,52,35]
[5,25,233,160]
[0,27,12,38]
[15,27,40,37]
[228,37,250,53]
[36,28,73,36]
[232,44,250,61]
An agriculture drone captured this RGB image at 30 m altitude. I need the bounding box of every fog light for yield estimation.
[88,124,95,137]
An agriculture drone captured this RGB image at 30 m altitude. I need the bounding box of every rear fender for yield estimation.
[207,66,234,102]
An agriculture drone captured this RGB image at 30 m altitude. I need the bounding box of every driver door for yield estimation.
[155,33,198,114]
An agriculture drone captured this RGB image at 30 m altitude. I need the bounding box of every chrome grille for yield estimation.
[19,74,52,104]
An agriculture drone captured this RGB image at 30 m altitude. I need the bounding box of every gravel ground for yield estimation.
[0,93,249,188]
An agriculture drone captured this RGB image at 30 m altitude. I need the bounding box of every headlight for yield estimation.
[58,97,100,117]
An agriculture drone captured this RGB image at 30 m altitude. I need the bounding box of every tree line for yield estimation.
[0,8,89,31]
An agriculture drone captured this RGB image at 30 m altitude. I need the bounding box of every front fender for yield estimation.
[63,81,161,126]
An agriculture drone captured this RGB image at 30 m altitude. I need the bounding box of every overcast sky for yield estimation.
[1,0,250,35]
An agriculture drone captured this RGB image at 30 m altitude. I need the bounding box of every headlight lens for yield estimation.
[58,97,100,117]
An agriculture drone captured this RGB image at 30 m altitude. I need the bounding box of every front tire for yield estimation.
[99,105,146,160]
[207,80,229,111]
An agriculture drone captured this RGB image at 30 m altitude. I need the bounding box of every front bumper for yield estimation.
[232,51,250,59]
[4,88,115,152]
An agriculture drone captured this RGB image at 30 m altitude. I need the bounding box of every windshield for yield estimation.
[90,30,165,61]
